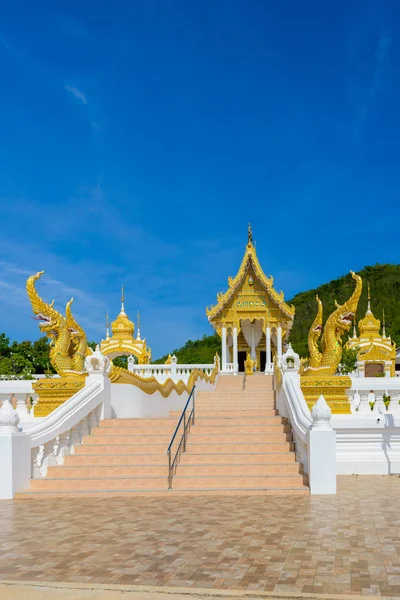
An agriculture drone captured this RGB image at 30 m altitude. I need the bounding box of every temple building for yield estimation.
[347,284,396,377]
[206,227,295,374]
[100,287,151,364]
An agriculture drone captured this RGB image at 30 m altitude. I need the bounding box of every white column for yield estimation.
[265,325,271,373]
[277,324,282,365]
[233,325,238,375]
[221,326,227,372]
[250,323,256,360]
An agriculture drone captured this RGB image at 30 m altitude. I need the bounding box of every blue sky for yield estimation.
[0,0,399,357]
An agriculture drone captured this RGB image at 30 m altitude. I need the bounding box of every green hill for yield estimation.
[289,264,400,357]
[156,264,400,363]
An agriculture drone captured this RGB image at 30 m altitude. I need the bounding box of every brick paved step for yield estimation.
[81,434,172,445]
[74,443,167,454]
[196,402,275,408]
[175,410,278,417]
[100,418,175,427]
[191,424,289,434]
[64,453,167,465]
[197,398,275,403]
[46,464,168,477]
[188,433,292,443]
[177,463,302,475]
[173,474,307,489]
[187,442,295,453]
[198,394,274,398]
[30,476,169,490]
[215,378,245,391]
[182,452,296,464]
[198,392,274,398]
[195,416,286,425]
[91,425,176,435]
[196,404,275,414]
[16,487,309,498]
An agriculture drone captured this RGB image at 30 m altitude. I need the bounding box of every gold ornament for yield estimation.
[26,271,90,378]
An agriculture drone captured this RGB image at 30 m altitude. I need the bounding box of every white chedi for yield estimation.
[281,343,300,372]
[84,345,111,374]
[311,395,332,430]
[0,399,20,433]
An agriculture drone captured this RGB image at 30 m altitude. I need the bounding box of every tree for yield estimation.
[114,356,128,369]
[0,333,10,356]
[337,346,359,375]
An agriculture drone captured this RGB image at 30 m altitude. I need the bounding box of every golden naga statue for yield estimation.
[305,271,362,375]
[308,294,323,369]
[26,271,90,376]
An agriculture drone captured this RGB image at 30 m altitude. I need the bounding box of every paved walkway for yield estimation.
[1,476,400,597]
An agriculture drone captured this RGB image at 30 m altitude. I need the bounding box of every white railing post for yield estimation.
[389,391,400,413]
[308,395,336,494]
[0,399,31,499]
[358,392,371,413]
[84,346,111,420]
[14,393,30,419]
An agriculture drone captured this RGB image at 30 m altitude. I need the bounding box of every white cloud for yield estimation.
[64,84,87,105]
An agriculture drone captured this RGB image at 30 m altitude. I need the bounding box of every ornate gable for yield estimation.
[206,233,295,327]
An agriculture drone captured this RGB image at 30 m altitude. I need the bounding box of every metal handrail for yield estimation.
[167,385,196,489]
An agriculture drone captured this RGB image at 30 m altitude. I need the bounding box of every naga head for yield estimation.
[333,271,362,334]
[26,271,65,335]
[311,295,323,336]
[66,298,80,336]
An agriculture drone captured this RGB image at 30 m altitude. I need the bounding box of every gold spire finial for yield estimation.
[106,311,110,340]
[136,310,141,340]
[382,308,386,337]
[366,282,372,314]
[121,285,125,313]
[248,223,253,245]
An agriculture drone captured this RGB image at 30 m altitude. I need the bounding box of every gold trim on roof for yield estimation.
[206,240,295,320]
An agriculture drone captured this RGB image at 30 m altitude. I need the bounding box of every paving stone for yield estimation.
[2,475,400,596]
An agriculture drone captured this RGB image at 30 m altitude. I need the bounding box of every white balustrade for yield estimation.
[128,362,216,382]
[349,377,400,414]
[0,346,111,498]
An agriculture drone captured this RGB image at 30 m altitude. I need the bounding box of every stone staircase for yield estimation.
[16,374,308,497]
[172,374,308,494]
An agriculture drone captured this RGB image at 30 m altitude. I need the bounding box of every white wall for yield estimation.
[332,413,400,475]
[110,376,218,419]
[280,371,400,476]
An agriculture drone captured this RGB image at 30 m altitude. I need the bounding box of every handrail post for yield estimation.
[168,449,172,489]
[193,386,195,425]
[166,384,196,489]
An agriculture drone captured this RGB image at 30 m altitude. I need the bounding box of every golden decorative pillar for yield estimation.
[33,375,86,417]
[300,375,351,414]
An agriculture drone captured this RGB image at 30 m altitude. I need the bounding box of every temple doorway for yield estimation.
[238,351,246,372]
[259,351,266,372]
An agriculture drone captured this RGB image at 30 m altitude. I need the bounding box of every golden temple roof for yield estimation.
[356,284,382,340]
[348,282,396,367]
[111,286,134,340]
[100,286,151,364]
[206,230,295,321]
